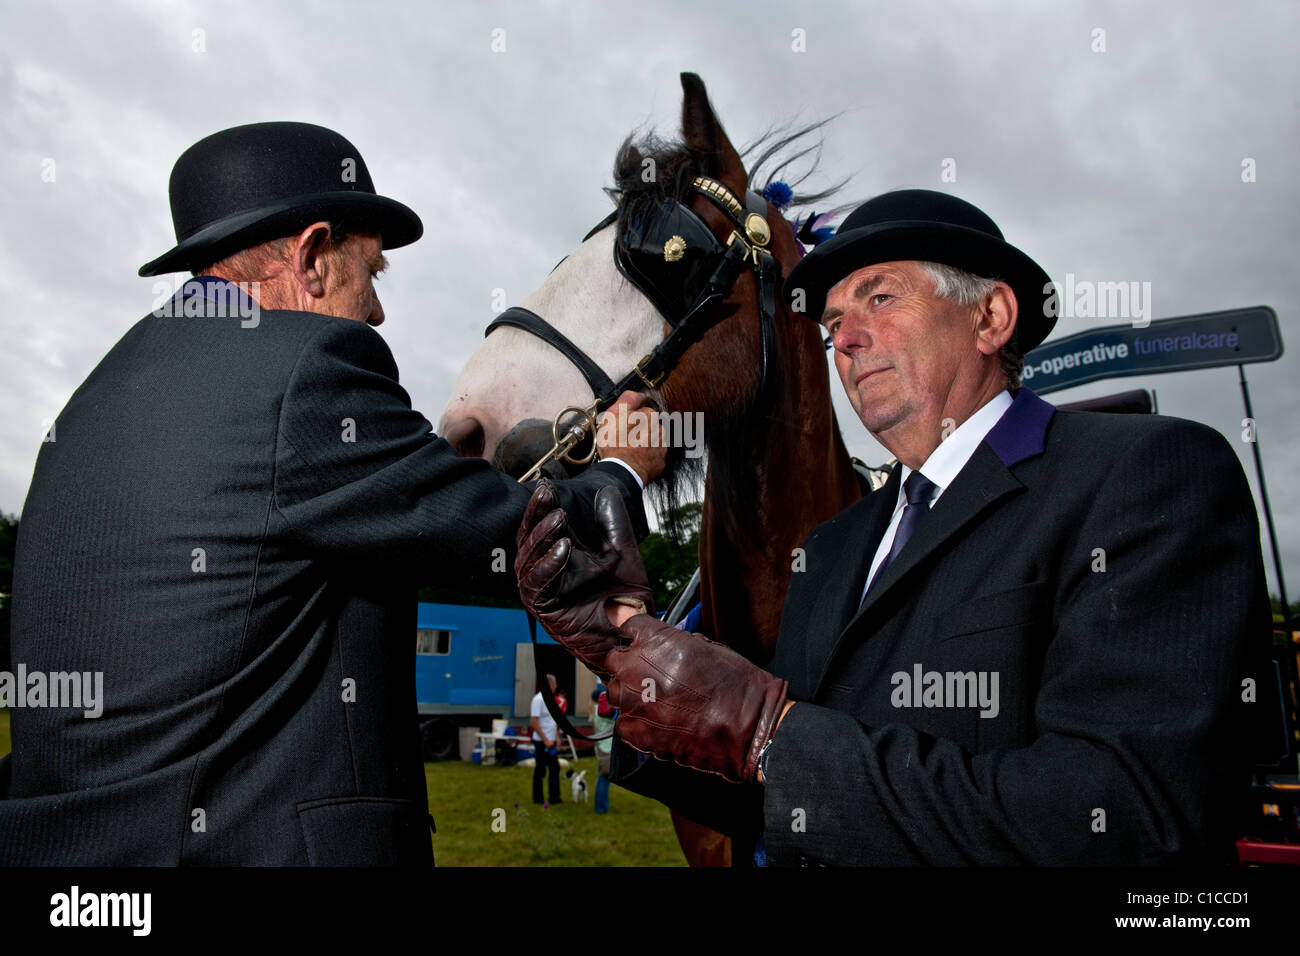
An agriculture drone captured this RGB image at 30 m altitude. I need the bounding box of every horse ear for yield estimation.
[680,72,747,185]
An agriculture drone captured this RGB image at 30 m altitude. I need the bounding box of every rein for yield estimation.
[493,176,783,742]
[484,176,782,483]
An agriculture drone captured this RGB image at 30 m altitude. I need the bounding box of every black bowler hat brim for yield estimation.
[138,191,422,277]
[785,220,1056,352]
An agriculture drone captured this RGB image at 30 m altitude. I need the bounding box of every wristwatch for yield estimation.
[757,738,775,784]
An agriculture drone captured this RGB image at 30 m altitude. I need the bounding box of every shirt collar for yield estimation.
[895,389,1013,507]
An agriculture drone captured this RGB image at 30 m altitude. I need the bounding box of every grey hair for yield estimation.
[916,261,1023,388]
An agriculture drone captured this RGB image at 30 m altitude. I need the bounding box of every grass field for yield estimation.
[0,712,684,866]
[426,756,684,866]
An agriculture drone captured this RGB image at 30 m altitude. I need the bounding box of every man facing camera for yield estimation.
[530,674,563,806]
[1,122,661,865]
[516,189,1272,865]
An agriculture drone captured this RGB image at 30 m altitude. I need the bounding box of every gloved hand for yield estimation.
[605,614,789,784]
[515,480,654,679]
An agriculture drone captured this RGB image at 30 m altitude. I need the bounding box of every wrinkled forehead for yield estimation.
[827,260,926,295]
[823,261,928,321]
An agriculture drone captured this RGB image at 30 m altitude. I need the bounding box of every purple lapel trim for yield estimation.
[184,275,258,312]
[983,386,1055,467]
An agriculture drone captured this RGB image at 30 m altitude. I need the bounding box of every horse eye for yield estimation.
[824,335,834,351]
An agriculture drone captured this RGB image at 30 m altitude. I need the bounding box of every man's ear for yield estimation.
[975,281,1018,356]
[289,221,334,299]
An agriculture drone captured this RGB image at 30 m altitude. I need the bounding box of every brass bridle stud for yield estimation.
[744,213,771,247]
[691,176,744,219]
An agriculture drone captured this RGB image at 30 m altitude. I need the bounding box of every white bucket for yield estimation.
[491,719,508,737]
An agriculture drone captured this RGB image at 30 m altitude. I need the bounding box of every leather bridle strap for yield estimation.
[482,176,781,480]
[604,238,751,406]
[485,236,752,417]
[739,184,779,403]
[527,613,613,742]
[489,307,618,400]
[755,248,777,400]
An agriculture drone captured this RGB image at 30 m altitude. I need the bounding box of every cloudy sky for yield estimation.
[2,0,1297,600]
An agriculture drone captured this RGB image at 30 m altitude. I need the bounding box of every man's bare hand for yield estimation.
[596,390,667,486]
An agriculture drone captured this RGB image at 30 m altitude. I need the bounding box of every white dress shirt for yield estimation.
[602,457,645,490]
[860,390,1013,605]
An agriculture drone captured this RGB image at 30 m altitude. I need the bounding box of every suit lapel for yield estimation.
[834,467,901,622]
[810,387,1057,696]
[794,467,899,687]
[854,444,1023,619]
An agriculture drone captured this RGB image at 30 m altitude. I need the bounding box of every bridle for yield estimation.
[490,176,783,743]
[484,176,782,482]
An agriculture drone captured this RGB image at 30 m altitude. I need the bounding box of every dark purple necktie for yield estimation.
[863,471,937,602]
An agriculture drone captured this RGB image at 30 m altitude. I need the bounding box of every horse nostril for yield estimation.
[495,418,575,480]
[443,416,486,458]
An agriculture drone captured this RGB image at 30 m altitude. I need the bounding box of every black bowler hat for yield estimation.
[784,189,1055,351]
[138,121,423,276]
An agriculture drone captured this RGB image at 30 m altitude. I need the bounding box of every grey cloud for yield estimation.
[2,0,1296,596]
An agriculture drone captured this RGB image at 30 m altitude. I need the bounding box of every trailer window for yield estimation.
[416,629,451,655]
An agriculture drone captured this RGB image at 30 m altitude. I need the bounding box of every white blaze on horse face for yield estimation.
[438,226,665,463]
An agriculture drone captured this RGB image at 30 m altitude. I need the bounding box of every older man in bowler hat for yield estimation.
[1,122,661,865]
[515,188,1273,865]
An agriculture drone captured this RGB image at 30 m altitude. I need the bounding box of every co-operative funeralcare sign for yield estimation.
[1021,307,1283,396]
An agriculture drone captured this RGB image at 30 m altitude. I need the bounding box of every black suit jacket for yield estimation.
[0,279,646,865]
[614,388,1271,865]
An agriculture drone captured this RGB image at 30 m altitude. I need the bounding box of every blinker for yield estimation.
[614,198,725,326]
[485,175,782,485]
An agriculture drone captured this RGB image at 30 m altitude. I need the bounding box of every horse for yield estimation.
[439,73,863,864]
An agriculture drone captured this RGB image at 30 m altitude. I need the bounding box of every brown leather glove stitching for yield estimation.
[515,480,655,679]
[606,614,788,785]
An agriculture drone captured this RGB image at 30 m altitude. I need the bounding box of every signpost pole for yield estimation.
[1238,364,1290,614]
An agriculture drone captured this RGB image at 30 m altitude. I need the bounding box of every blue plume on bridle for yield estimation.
[761,181,835,252]
[760,181,794,211]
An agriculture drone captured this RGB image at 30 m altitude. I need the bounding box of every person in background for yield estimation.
[530,674,562,805]
[590,686,615,814]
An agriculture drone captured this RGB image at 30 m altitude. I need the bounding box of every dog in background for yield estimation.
[566,769,588,804]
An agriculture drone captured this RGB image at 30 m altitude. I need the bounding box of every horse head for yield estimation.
[439,73,827,497]
[444,72,857,658]
[442,72,859,869]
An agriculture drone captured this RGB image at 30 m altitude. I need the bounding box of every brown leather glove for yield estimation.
[515,480,654,679]
[605,614,789,784]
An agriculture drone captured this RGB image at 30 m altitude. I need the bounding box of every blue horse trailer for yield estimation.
[413,602,593,760]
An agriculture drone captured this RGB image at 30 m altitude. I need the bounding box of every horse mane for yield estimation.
[606,119,848,540]
[607,117,848,236]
